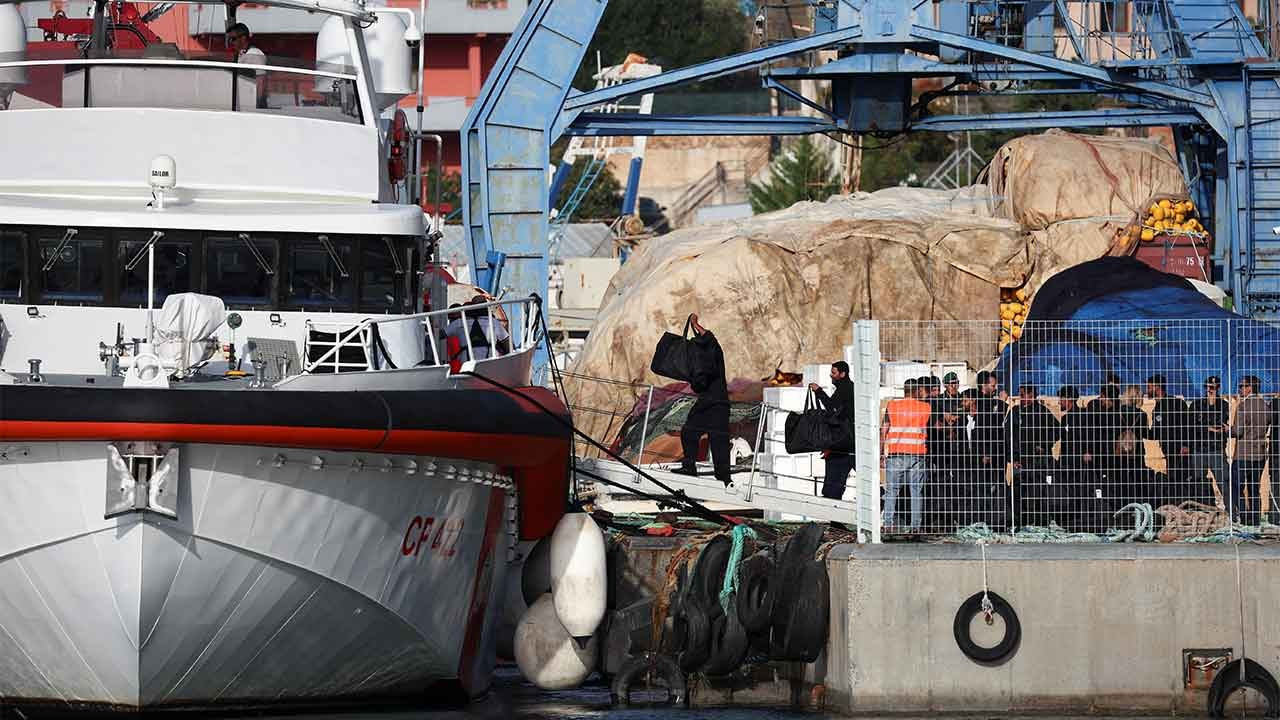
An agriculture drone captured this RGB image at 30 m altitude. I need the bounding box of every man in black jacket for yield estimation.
[1146,373,1191,505]
[809,361,856,499]
[961,388,1006,529]
[1189,375,1230,507]
[1005,384,1060,528]
[678,314,733,487]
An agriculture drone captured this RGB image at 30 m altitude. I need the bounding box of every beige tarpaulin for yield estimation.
[987,129,1186,231]
[566,188,1030,446]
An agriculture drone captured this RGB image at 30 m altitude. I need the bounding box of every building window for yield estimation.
[1100,1,1129,32]
[117,232,195,307]
[205,235,277,308]
[38,231,104,304]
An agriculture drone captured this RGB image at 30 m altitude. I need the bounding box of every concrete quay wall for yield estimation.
[823,543,1280,714]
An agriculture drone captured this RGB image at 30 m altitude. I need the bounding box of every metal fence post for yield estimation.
[854,319,882,543]
[634,385,655,484]
[747,400,766,502]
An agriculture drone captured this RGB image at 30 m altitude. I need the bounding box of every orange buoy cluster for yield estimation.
[999,287,1027,351]
[1125,197,1209,244]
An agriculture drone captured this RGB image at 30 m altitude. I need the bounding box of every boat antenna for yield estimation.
[415,0,426,209]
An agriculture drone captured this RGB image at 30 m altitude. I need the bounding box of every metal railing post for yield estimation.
[634,384,655,484]
[747,399,766,502]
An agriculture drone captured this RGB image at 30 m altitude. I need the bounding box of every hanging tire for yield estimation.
[736,552,775,634]
[773,561,830,662]
[953,590,1021,665]
[690,536,732,612]
[770,524,824,629]
[703,608,751,676]
[676,603,711,673]
[611,652,688,707]
[1208,659,1280,718]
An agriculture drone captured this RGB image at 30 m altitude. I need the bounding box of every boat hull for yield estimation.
[0,440,516,709]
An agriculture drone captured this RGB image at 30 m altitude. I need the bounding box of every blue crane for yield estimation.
[460,0,1280,368]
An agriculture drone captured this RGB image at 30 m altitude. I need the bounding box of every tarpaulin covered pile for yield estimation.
[995,257,1280,396]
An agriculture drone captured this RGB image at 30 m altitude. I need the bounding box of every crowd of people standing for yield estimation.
[881,372,1277,534]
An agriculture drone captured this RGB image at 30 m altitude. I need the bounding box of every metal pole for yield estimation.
[146,243,155,344]
[747,399,766,502]
[633,385,654,483]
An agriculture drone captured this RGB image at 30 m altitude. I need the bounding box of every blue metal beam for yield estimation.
[915,109,1204,131]
[561,24,863,112]
[565,113,836,136]
[908,24,1214,106]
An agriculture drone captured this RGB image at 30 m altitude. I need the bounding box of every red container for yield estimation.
[1134,237,1212,281]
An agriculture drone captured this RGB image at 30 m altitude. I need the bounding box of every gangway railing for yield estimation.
[561,370,859,524]
[302,295,541,374]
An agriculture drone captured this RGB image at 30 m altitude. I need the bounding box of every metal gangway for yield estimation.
[563,371,860,526]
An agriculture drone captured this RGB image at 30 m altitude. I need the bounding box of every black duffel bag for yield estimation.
[784,390,851,455]
[650,315,698,382]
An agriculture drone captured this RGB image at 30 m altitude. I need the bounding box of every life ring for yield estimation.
[1208,658,1280,718]
[953,590,1021,665]
[735,551,774,634]
[610,652,687,707]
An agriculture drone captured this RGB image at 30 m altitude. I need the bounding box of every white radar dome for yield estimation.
[149,155,177,189]
[0,5,28,90]
[315,10,415,109]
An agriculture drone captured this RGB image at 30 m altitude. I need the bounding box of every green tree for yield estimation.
[551,156,624,222]
[748,136,839,213]
[574,0,751,90]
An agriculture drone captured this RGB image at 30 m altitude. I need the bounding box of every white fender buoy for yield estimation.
[521,536,552,606]
[514,593,597,690]
[549,511,607,640]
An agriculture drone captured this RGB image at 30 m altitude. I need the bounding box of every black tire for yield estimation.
[774,561,830,663]
[770,524,825,629]
[611,652,688,707]
[690,536,732,612]
[1208,659,1280,718]
[953,590,1021,665]
[703,609,751,676]
[676,603,711,673]
[736,552,775,634]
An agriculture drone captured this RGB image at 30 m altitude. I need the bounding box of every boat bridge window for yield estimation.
[1,227,416,311]
[0,232,23,300]
[206,236,278,309]
[286,236,354,308]
[118,232,196,306]
[37,230,104,303]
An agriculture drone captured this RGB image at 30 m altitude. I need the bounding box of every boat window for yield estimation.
[360,237,407,312]
[117,233,195,307]
[205,235,276,308]
[38,231,104,304]
[286,236,354,309]
[0,231,23,300]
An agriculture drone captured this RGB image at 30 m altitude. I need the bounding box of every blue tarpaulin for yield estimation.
[995,258,1280,396]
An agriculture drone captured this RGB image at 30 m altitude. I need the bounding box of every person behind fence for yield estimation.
[1056,386,1095,531]
[676,313,733,488]
[881,378,931,532]
[927,387,965,531]
[1188,375,1230,507]
[1084,383,1125,523]
[1005,384,1060,528]
[808,361,856,500]
[1231,375,1268,525]
[961,388,1006,529]
[1146,374,1191,502]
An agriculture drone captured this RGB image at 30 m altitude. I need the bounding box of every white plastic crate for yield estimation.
[881,360,929,389]
[763,386,809,413]
[802,363,835,389]
[929,361,970,386]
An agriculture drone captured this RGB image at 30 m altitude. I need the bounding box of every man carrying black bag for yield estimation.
[809,361,856,499]
[676,314,734,487]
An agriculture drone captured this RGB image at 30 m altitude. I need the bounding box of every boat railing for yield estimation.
[302,295,542,374]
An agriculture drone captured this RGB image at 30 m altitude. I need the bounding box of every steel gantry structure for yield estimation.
[461,0,1280,351]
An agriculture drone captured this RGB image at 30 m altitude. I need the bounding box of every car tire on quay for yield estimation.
[952,590,1021,665]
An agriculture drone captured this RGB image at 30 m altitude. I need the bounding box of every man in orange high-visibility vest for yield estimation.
[881,378,932,532]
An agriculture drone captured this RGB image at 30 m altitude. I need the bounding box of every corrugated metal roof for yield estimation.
[438,223,615,268]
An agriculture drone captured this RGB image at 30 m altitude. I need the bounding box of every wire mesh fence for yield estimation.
[877,317,1280,540]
